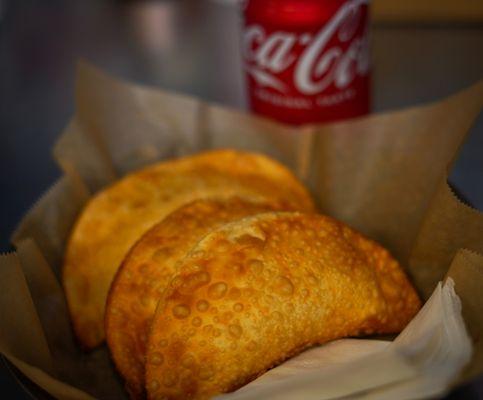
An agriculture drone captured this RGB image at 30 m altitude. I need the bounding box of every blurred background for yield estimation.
[0,0,482,398]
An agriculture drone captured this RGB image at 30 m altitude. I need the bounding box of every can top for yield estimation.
[244,0,350,26]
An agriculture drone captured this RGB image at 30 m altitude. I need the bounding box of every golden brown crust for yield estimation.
[63,149,314,349]
[145,212,421,400]
[105,198,287,398]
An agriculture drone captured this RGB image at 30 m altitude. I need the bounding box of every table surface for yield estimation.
[1,0,482,398]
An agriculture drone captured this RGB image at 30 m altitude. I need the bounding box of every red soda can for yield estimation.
[242,0,370,125]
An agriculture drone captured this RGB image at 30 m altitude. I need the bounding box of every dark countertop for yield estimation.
[0,0,482,398]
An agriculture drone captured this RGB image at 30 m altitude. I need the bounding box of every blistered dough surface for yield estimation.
[105,198,286,397]
[146,212,421,400]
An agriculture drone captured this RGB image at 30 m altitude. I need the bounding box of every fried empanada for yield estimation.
[145,212,421,400]
[63,150,314,348]
[105,198,286,398]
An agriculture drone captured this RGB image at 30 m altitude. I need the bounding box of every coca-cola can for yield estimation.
[242,0,371,125]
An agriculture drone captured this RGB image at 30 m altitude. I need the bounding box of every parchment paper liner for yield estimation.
[1,62,482,399]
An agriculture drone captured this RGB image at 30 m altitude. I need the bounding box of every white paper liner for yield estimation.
[217,278,472,400]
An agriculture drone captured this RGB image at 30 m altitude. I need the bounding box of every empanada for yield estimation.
[145,212,421,400]
[105,198,286,398]
[63,150,314,348]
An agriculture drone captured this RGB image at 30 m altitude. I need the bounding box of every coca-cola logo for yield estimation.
[243,0,370,95]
